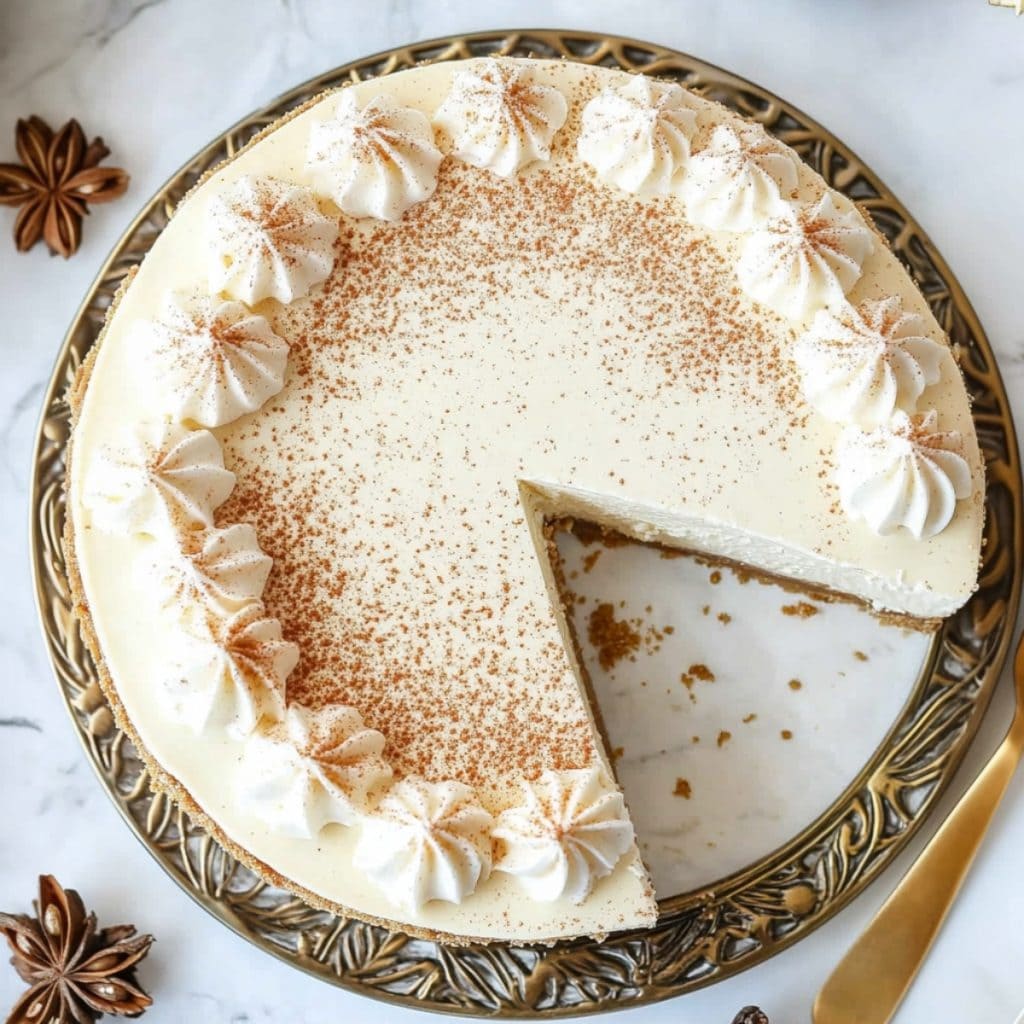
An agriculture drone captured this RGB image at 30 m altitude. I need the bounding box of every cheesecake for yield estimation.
[66,57,984,943]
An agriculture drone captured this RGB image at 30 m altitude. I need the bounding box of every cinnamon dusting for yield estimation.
[213,151,811,790]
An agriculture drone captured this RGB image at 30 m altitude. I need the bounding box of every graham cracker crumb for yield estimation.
[587,602,641,671]
[782,601,820,618]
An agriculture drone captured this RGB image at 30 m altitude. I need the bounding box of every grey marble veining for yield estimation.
[1,3,1023,1022]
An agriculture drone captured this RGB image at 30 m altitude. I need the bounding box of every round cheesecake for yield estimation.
[66,57,984,943]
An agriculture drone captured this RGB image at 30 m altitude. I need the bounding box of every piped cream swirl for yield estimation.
[683,121,800,232]
[434,60,568,178]
[237,703,392,838]
[206,175,338,305]
[794,297,945,428]
[82,423,234,537]
[353,777,493,910]
[307,92,442,221]
[737,192,875,320]
[493,766,634,904]
[161,602,296,739]
[577,75,697,196]
[134,292,289,428]
[836,409,974,539]
[162,523,273,614]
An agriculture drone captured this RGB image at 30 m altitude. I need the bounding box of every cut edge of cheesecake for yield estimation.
[520,480,966,625]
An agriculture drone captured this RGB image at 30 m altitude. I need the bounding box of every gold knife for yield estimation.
[813,630,1024,1024]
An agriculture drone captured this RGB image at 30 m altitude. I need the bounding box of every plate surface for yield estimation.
[31,28,1022,1017]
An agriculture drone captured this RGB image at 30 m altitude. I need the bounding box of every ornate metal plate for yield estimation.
[31,29,1022,1017]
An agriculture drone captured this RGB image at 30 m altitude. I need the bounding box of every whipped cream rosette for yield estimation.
[434,60,567,178]
[578,75,697,196]
[160,602,297,739]
[737,191,875,319]
[353,777,493,910]
[133,292,289,428]
[494,767,634,903]
[160,523,272,615]
[82,422,235,537]
[307,92,442,221]
[683,121,800,232]
[794,297,945,428]
[238,703,392,837]
[837,409,973,539]
[206,175,338,305]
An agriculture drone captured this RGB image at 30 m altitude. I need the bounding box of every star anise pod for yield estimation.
[0,875,154,1023]
[0,116,129,258]
[731,1008,770,1024]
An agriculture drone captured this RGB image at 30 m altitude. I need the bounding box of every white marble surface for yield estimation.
[1,1,1023,1022]
[556,533,935,898]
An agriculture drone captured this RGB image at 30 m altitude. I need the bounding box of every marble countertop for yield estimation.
[2,2,1023,1022]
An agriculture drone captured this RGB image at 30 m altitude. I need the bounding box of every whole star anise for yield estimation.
[0,875,154,1023]
[0,116,129,258]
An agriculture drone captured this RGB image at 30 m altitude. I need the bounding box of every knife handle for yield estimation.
[813,728,1022,1024]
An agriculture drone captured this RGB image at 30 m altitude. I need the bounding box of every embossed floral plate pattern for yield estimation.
[31,29,1022,1017]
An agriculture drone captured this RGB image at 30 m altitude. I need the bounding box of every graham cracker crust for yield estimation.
[546,516,943,635]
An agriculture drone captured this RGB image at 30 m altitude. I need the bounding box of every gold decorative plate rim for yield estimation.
[30,29,1023,1018]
